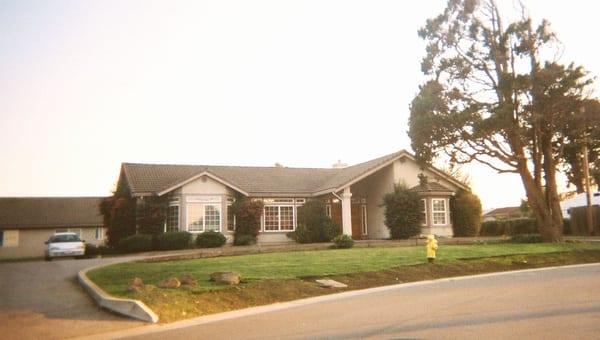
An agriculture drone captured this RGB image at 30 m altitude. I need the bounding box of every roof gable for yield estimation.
[121,150,468,197]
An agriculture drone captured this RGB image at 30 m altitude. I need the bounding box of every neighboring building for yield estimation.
[482,206,525,222]
[560,192,600,218]
[0,197,105,259]
[117,150,468,242]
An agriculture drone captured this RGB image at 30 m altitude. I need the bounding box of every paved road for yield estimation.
[0,256,144,339]
[102,264,600,340]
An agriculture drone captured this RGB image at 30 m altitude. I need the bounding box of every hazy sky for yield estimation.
[1,0,598,210]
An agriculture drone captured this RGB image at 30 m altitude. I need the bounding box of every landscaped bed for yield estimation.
[87,243,600,322]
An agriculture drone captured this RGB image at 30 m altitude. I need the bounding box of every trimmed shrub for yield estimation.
[233,234,255,246]
[196,231,227,248]
[118,234,154,253]
[289,200,340,243]
[332,235,354,249]
[510,234,543,243]
[479,218,537,236]
[450,190,482,236]
[382,184,422,239]
[231,198,264,245]
[84,243,100,258]
[156,231,192,250]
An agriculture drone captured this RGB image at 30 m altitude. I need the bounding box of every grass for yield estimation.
[88,242,599,296]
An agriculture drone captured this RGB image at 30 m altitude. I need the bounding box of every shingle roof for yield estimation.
[121,149,465,197]
[0,197,104,229]
[410,181,454,193]
[484,206,522,217]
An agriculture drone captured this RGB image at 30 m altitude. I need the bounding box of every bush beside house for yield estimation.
[156,231,192,250]
[450,190,483,236]
[289,200,340,243]
[382,184,423,239]
[231,198,264,245]
[196,231,227,248]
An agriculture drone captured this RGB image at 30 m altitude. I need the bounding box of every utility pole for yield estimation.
[582,143,594,235]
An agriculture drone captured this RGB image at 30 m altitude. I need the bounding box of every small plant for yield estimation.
[233,234,256,246]
[118,234,154,253]
[510,234,543,243]
[332,234,354,249]
[156,231,192,250]
[196,231,227,248]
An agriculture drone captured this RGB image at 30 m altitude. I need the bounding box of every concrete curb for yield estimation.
[78,264,159,323]
[73,262,600,340]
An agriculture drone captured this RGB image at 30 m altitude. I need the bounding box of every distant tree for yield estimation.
[450,189,483,236]
[382,184,422,239]
[409,0,596,241]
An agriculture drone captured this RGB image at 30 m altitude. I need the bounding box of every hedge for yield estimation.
[118,234,154,253]
[196,231,227,248]
[156,231,192,250]
[479,218,537,236]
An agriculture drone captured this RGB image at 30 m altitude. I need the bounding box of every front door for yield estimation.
[351,203,366,240]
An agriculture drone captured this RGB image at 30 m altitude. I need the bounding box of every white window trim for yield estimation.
[325,204,332,218]
[226,203,236,232]
[186,203,222,233]
[420,199,428,226]
[167,203,180,232]
[361,204,368,235]
[262,204,295,232]
[431,198,448,226]
[95,227,104,240]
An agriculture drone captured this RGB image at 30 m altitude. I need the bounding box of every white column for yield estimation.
[341,187,353,236]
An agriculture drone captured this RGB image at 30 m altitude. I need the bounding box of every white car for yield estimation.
[44,232,86,261]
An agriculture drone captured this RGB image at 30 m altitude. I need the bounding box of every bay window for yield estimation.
[420,199,427,226]
[167,204,179,232]
[263,205,294,232]
[187,203,221,232]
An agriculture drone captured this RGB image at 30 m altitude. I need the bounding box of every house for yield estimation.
[0,197,105,259]
[482,206,525,222]
[560,192,600,218]
[117,150,468,242]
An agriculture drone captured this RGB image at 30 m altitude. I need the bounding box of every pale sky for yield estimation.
[1,0,599,210]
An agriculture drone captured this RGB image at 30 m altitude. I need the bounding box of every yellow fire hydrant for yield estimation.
[426,234,438,263]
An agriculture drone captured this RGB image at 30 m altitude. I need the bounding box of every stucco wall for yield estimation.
[347,158,458,239]
[0,227,106,259]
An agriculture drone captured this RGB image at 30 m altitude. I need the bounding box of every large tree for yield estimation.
[409,0,595,241]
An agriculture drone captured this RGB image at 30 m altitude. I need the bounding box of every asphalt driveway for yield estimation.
[0,256,144,339]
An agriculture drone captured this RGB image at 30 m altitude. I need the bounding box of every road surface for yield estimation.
[104,264,600,339]
[0,256,145,339]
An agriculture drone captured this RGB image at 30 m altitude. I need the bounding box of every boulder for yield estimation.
[158,277,181,289]
[210,271,241,285]
[180,274,198,287]
[126,277,145,293]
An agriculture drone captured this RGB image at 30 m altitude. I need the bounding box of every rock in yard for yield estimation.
[126,277,145,293]
[210,272,241,285]
[158,277,181,289]
[180,274,198,287]
[316,279,348,288]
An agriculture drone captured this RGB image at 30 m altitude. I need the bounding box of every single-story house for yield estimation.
[117,150,468,242]
[560,192,600,218]
[482,206,525,222]
[0,197,106,259]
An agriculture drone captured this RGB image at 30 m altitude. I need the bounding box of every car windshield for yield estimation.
[50,234,81,243]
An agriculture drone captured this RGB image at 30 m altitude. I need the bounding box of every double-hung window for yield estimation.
[263,205,294,232]
[187,196,221,233]
[227,198,236,232]
[432,199,447,225]
[420,199,428,226]
[167,204,179,232]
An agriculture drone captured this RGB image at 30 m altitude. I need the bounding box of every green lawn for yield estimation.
[88,242,600,296]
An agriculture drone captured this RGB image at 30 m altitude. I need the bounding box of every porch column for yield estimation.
[341,187,352,236]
